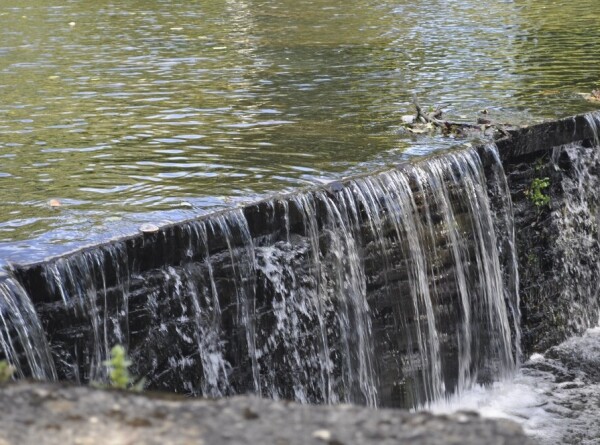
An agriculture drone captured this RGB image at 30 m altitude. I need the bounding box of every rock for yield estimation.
[139,223,159,234]
[0,382,535,445]
[312,429,332,441]
[48,199,61,208]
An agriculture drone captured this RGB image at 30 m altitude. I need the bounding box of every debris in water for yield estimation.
[139,223,159,234]
[402,95,511,138]
[48,199,61,208]
[577,90,600,103]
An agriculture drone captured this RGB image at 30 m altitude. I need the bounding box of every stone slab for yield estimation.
[0,382,535,445]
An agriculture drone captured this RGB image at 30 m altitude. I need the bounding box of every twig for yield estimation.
[409,95,512,138]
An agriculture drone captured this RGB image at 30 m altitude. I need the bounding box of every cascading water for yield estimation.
[332,146,520,407]
[430,111,600,444]
[41,243,131,383]
[585,111,600,146]
[483,143,521,364]
[0,274,56,381]
[0,145,520,409]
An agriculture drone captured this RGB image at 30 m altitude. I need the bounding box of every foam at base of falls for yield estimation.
[428,326,600,445]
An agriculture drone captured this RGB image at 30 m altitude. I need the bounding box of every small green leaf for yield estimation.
[103,345,143,391]
[0,360,15,383]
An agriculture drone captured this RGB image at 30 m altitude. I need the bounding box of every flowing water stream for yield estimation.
[430,326,600,445]
[0,144,520,409]
[430,112,600,444]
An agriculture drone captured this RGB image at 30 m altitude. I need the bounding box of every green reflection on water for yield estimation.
[0,0,598,250]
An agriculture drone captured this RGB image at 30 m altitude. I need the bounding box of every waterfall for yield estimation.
[483,143,521,365]
[426,113,600,443]
[41,243,131,383]
[544,110,600,338]
[0,274,57,381]
[0,146,522,408]
[349,147,518,406]
[584,111,600,146]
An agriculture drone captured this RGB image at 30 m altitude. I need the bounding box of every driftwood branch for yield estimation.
[413,94,444,125]
[407,95,512,138]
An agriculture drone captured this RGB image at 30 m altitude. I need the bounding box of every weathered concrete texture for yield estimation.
[0,382,535,445]
[495,114,598,160]
[505,138,600,352]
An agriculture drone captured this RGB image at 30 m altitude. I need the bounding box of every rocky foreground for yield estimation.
[0,382,534,445]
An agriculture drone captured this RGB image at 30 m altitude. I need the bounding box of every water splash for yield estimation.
[255,191,378,405]
[429,325,600,445]
[542,111,600,338]
[584,110,600,146]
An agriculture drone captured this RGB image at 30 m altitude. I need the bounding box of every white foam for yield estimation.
[427,326,600,444]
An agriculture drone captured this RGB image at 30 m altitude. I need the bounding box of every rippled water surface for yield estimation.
[1,0,599,261]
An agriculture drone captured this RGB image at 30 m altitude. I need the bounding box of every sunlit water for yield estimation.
[429,326,600,444]
[1,3,600,438]
[1,0,599,261]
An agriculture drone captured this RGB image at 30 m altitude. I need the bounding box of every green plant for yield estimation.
[103,345,144,391]
[0,360,15,383]
[527,177,551,208]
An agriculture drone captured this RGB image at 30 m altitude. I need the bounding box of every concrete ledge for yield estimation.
[496,113,597,159]
[0,382,534,445]
[10,113,599,277]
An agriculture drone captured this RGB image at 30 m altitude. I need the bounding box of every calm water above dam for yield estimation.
[1,0,599,261]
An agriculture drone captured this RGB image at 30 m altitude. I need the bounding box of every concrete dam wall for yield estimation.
[1,112,599,410]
